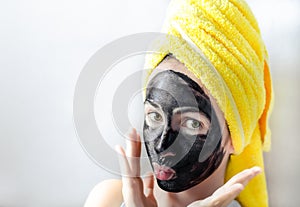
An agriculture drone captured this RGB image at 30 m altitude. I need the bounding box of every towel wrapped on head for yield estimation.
[144,0,273,206]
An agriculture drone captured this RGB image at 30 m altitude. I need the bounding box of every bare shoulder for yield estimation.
[84,179,123,207]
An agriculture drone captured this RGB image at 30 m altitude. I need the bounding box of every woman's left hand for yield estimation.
[187,166,262,207]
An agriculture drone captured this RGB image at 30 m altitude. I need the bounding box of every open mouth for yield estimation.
[152,162,177,181]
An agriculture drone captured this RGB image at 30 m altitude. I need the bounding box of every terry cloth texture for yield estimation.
[143,0,274,206]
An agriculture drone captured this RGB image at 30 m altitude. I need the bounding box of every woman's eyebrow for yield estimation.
[173,107,211,120]
[144,99,161,109]
[172,107,200,114]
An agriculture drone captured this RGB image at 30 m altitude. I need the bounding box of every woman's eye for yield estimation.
[148,112,163,122]
[184,119,201,129]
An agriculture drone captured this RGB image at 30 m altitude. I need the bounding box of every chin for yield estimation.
[156,178,199,193]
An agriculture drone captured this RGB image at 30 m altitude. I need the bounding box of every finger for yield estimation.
[223,166,262,188]
[115,145,131,177]
[206,183,244,207]
[125,128,141,176]
[143,172,155,197]
[116,144,144,197]
[204,167,261,207]
[187,183,243,207]
[190,167,262,207]
[117,132,150,207]
[126,128,141,157]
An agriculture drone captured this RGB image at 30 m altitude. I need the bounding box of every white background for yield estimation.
[0,0,299,206]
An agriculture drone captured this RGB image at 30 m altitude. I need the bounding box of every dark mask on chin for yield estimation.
[143,70,225,192]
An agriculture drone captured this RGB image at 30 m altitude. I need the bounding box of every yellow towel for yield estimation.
[144,0,274,206]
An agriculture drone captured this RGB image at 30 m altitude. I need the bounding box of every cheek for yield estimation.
[143,121,164,142]
[173,134,200,155]
[143,123,164,157]
[178,135,206,162]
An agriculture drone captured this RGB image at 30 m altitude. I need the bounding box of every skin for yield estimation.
[84,56,262,207]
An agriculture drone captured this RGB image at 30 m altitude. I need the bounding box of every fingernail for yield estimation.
[114,145,123,154]
[252,166,262,174]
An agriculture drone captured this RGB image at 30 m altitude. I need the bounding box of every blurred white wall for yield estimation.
[0,0,299,206]
[247,1,300,206]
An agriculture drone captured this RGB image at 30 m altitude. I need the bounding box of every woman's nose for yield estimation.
[154,126,177,154]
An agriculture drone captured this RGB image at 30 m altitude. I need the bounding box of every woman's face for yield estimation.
[143,57,231,192]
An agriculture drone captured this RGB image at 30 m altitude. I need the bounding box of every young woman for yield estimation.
[85,0,273,206]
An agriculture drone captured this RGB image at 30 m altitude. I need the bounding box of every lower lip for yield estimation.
[153,163,176,181]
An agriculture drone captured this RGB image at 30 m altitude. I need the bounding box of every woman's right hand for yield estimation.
[115,128,157,207]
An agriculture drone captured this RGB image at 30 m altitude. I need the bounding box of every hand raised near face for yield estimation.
[187,166,262,207]
[115,128,157,207]
[115,128,261,207]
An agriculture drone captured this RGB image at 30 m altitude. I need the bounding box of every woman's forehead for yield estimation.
[146,70,212,117]
[148,56,209,95]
